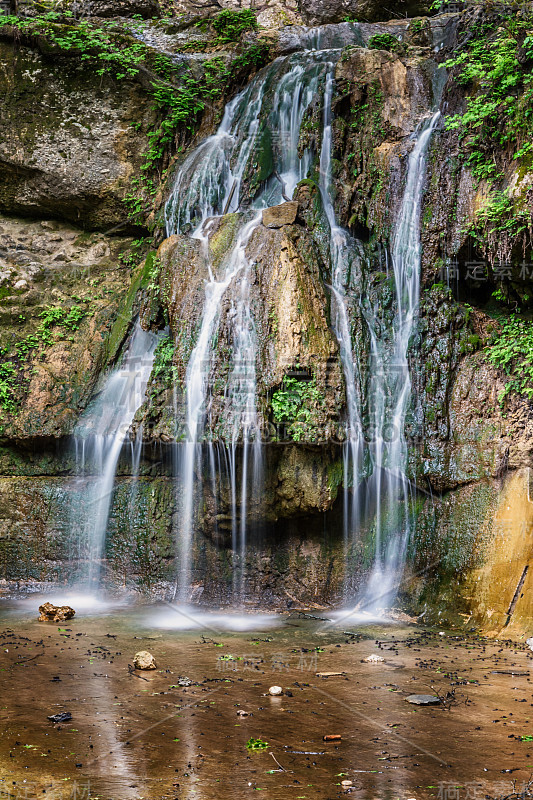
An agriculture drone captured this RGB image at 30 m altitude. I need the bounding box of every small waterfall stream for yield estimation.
[361,111,442,611]
[318,62,441,611]
[173,212,263,602]
[71,322,159,591]
[318,64,365,558]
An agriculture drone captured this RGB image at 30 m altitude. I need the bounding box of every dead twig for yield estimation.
[269,752,290,772]
[127,664,149,681]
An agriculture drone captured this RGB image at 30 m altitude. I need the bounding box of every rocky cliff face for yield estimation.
[0,1,532,632]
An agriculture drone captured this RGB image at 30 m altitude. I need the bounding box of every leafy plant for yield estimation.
[368,33,401,53]
[444,13,533,183]
[271,375,325,442]
[468,190,530,264]
[152,335,178,385]
[211,9,257,43]
[246,737,269,750]
[0,13,147,79]
[486,314,533,402]
[0,303,88,413]
[0,363,18,412]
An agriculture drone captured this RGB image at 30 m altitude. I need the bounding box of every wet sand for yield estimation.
[0,604,532,799]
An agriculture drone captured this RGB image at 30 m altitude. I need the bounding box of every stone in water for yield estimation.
[133,650,157,670]
[405,694,441,705]
[39,602,75,622]
[262,201,298,229]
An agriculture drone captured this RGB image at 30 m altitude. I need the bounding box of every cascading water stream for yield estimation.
[361,110,441,611]
[165,45,339,603]
[318,64,365,553]
[317,57,441,612]
[173,212,262,602]
[166,68,268,601]
[71,321,159,591]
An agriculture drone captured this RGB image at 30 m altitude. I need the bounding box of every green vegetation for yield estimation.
[444,12,533,262]
[0,304,88,412]
[0,12,147,79]
[486,314,533,402]
[246,737,269,751]
[367,33,401,53]
[0,363,18,413]
[271,375,325,443]
[471,190,530,242]
[410,19,426,33]
[444,13,533,183]
[152,334,178,386]
[211,9,257,42]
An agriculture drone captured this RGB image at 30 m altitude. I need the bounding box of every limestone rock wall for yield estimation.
[0,38,157,229]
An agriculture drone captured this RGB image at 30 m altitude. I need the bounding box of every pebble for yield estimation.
[133,650,157,670]
[405,694,441,705]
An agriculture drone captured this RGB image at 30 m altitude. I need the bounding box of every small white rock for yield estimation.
[364,654,384,663]
[526,637,533,652]
[14,279,28,290]
[341,779,353,787]
[269,685,283,696]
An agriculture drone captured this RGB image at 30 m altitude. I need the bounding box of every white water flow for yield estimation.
[174,213,262,603]
[72,322,158,591]
[166,49,332,602]
[318,65,365,551]
[318,61,440,611]
[361,110,441,612]
[227,260,262,599]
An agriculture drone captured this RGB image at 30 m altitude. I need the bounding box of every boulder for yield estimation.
[133,650,157,670]
[298,0,431,24]
[0,40,157,229]
[38,602,75,622]
[262,201,298,229]
[69,0,161,17]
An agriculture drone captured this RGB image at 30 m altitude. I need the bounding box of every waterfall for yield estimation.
[318,62,440,612]
[71,321,159,591]
[165,47,336,603]
[362,111,441,612]
[173,213,262,602]
[318,64,365,557]
[164,25,438,608]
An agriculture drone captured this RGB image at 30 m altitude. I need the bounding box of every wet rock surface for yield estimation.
[299,0,431,24]
[0,213,139,440]
[38,602,75,622]
[262,201,299,228]
[405,693,441,705]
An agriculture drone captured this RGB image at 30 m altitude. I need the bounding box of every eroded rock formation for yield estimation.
[0,2,532,632]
